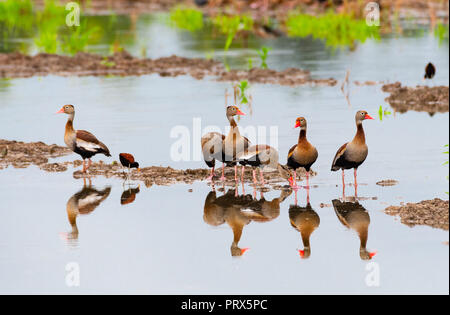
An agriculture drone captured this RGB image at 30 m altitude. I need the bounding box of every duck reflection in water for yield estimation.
[61,178,111,247]
[332,198,377,260]
[289,187,320,259]
[204,185,291,257]
[120,185,140,206]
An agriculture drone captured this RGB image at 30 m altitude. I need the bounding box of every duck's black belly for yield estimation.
[74,146,97,160]
[287,156,313,171]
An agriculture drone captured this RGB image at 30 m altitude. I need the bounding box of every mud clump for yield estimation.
[0,139,71,171]
[382,82,449,114]
[385,198,449,230]
[72,161,315,189]
[376,179,398,186]
[0,51,336,87]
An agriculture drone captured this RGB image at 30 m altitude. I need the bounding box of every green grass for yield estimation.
[212,14,253,51]
[257,46,271,69]
[434,23,449,45]
[169,7,203,32]
[285,12,380,48]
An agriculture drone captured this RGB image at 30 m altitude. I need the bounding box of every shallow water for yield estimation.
[0,15,449,294]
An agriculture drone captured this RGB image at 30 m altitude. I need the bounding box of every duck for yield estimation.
[119,153,140,180]
[57,105,111,173]
[238,144,291,186]
[287,117,318,189]
[331,110,373,190]
[332,199,376,260]
[62,181,111,246]
[289,202,320,259]
[120,185,140,205]
[201,106,250,181]
[424,62,436,79]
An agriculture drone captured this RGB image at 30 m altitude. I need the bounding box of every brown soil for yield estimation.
[0,51,336,87]
[0,139,71,171]
[382,82,449,114]
[0,139,311,189]
[385,198,449,230]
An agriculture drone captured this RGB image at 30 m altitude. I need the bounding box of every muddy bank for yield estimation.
[376,179,398,186]
[0,139,311,188]
[0,139,71,171]
[382,82,449,114]
[0,51,336,86]
[385,198,449,230]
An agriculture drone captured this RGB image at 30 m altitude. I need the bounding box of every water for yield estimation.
[0,14,448,294]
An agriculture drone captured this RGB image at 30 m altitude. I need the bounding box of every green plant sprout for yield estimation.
[169,7,203,32]
[378,105,392,121]
[434,23,449,45]
[235,80,250,105]
[247,58,253,70]
[285,12,380,49]
[257,46,272,69]
[100,57,116,67]
[444,145,449,166]
[212,14,253,51]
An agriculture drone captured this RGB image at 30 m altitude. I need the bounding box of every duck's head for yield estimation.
[356,110,374,123]
[226,105,245,117]
[294,117,307,129]
[56,104,75,115]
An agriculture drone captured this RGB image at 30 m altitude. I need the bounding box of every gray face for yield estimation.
[356,110,368,122]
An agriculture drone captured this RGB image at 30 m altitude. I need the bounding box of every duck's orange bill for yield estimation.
[56,108,64,114]
[365,114,374,120]
[369,251,377,258]
[288,177,294,186]
[294,121,301,128]
[241,248,249,255]
[236,109,245,115]
[137,168,141,173]
[298,250,305,258]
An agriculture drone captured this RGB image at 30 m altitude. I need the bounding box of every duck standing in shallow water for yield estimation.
[119,153,140,181]
[57,105,111,173]
[331,110,373,193]
[424,62,436,80]
[287,117,318,189]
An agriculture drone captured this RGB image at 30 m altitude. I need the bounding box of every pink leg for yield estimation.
[252,169,258,186]
[241,166,245,182]
[354,168,358,187]
[207,166,215,180]
[259,169,265,186]
[87,159,92,171]
[342,170,346,200]
[234,165,238,182]
[306,185,310,204]
[82,160,86,173]
[220,164,225,181]
[291,170,299,190]
[354,168,358,197]
[294,189,298,205]
[306,171,310,188]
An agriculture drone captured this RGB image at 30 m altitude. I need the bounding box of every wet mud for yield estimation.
[0,139,71,171]
[0,51,337,87]
[382,82,449,114]
[0,139,311,189]
[385,198,449,230]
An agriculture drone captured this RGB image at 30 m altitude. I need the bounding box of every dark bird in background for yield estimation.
[194,0,209,7]
[119,153,140,180]
[57,104,111,173]
[424,62,436,79]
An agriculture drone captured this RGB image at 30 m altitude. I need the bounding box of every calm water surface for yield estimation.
[0,15,448,294]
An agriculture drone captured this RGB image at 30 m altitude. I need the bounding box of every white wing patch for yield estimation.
[78,194,104,208]
[76,138,102,152]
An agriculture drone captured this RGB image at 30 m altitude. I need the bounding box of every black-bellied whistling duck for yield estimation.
[289,202,320,259]
[120,185,140,205]
[201,106,250,181]
[331,110,373,193]
[61,181,111,246]
[332,199,376,260]
[424,62,436,79]
[287,117,318,189]
[57,105,111,173]
[238,144,291,186]
[119,153,140,180]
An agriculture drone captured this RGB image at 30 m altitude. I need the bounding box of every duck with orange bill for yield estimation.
[119,153,140,181]
[331,110,374,193]
[287,117,318,190]
[57,105,111,173]
[201,105,250,181]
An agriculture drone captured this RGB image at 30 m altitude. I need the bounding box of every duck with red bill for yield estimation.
[331,110,374,191]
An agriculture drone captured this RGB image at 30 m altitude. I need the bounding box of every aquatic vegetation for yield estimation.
[0,0,34,39]
[212,14,253,50]
[61,21,100,55]
[444,145,449,166]
[100,57,116,67]
[378,105,392,121]
[34,30,58,53]
[247,58,253,70]
[169,7,204,32]
[235,80,250,105]
[285,12,380,48]
[257,46,271,69]
[434,23,449,45]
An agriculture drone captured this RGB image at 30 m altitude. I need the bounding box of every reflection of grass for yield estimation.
[169,7,203,32]
[257,46,271,69]
[378,105,392,121]
[285,12,379,48]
